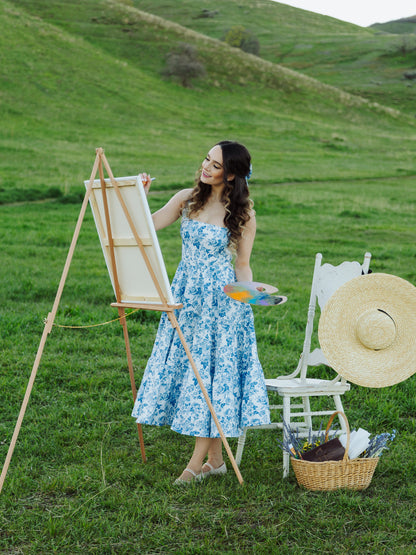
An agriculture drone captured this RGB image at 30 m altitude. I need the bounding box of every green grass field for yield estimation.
[1,0,416,553]
[1,176,415,553]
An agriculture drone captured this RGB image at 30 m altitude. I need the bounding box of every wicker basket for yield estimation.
[291,411,379,491]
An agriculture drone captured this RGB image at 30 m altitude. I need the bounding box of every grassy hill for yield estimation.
[131,0,416,116]
[1,0,415,203]
[371,16,416,35]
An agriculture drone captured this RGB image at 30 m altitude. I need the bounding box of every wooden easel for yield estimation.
[0,149,243,494]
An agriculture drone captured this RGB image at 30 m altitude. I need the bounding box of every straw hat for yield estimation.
[318,273,416,388]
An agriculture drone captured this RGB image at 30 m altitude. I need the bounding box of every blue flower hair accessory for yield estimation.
[245,164,253,184]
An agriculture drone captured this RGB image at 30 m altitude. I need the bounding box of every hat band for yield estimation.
[356,308,396,351]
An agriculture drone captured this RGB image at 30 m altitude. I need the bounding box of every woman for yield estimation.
[132,140,270,483]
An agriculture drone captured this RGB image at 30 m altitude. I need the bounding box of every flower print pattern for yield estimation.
[132,216,270,437]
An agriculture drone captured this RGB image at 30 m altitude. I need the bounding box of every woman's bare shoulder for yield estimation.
[247,208,256,226]
[179,187,193,198]
[170,188,193,204]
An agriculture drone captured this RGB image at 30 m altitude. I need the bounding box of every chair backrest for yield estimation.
[299,252,371,380]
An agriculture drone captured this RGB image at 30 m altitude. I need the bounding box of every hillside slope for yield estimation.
[1,0,415,199]
[6,0,388,104]
[371,16,416,35]
[131,0,416,115]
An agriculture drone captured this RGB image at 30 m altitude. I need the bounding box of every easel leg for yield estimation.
[118,307,146,463]
[97,152,148,463]
[0,315,53,493]
[167,312,244,485]
[0,153,101,495]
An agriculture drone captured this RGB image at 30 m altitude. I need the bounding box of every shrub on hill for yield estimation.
[162,42,206,87]
[194,8,219,19]
[223,25,260,56]
[380,35,416,71]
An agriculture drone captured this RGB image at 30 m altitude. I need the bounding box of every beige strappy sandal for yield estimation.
[201,462,227,478]
[174,468,204,485]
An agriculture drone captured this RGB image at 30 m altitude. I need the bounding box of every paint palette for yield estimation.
[223,282,287,306]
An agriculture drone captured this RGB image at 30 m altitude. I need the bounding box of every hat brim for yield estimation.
[318,273,416,387]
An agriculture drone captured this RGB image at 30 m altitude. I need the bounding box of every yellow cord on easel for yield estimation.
[47,309,141,329]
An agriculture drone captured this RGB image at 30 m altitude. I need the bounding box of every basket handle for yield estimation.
[325,410,350,463]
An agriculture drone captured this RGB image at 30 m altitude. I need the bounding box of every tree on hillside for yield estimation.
[163,43,206,88]
[223,26,260,56]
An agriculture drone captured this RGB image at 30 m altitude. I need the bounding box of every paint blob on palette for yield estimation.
[223,282,287,306]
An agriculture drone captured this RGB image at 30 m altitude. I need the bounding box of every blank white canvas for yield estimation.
[85,175,174,305]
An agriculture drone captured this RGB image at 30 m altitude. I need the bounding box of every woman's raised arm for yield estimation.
[151,188,192,231]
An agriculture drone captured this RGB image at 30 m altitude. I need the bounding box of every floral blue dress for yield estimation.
[132,216,270,437]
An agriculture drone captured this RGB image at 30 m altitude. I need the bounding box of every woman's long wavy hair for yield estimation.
[185,140,253,250]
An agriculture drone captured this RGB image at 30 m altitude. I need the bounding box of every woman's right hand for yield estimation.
[139,172,153,195]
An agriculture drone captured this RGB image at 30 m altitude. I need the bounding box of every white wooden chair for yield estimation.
[235,252,372,477]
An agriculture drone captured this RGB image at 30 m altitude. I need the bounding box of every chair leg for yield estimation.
[282,395,291,478]
[302,396,312,430]
[235,428,247,466]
